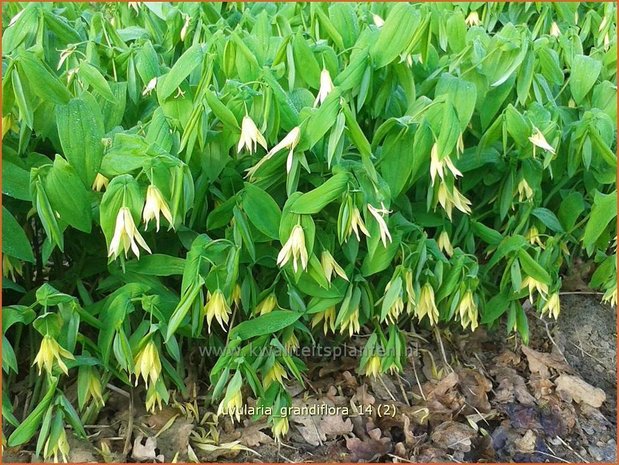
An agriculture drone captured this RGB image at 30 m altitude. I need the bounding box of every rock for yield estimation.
[555,374,606,408]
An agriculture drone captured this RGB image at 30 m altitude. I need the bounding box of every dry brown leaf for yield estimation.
[514,430,537,453]
[345,435,391,461]
[458,368,492,413]
[521,346,570,378]
[237,422,273,448]
[555,374,606,408]
[430,421,476,452]
[492,367,536,406]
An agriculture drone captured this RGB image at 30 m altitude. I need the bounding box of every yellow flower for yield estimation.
[217,389,243,423]
[311,306,336,335]
[44,427,70,463]
[526,226,544,248]
[458,291,479,331]
[542,293,560,319]
[367,203,393,247]
[437,183,472,219]
[437,231,454,257]
[237,115,267,154]
[340,307,361,337]
[33,335,75,376]
[372,14,385,27]
[386,296,404,324]
[465,11,481,26]
[348,206,370,241]
[180,14,190,42]
[108,207,152,260]
[404,270,416,313]
[314,68,334,107]
[602,284,617,307]
[203,290,231,332]
[321,251,348,284]
[2,114,18,139]
[284,332,299,352]
[256,293,278,315]
[232,284,242,307]
[264,361,288,388]
[142,77,157,96]
[517,179,534,202]
[529,128,555,155]
[247,127,301,179]
[3,255,23,281]
[550,21,561,37]
[521,276,549,302]
[364,355,382,379]
[134,340,162,388]
[277,224,309,272]
[416,283,439,326]
[92,173,109,192]
[143,185,174,232]
[81,367,105,407]
[429,143,462,186]
[272,416,289,441]
[145,382,166,413]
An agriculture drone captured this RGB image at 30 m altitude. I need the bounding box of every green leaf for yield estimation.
[17,51,71,105]
[531,208,563,233]
[56,97,105,187]
[8,377,58,447]
[78,62,115,103]
[242,184,281,240]
[289,172,349,214]
[230,311,302,341]
[158,44,204,100]
[518,250,551,284]
[45,156,92,233]
[370,4,418,69]
[570,55,602,105]
[583,190,617,253]
[2,207,34,262]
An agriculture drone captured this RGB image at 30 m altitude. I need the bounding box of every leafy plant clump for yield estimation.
[2,2,616,459]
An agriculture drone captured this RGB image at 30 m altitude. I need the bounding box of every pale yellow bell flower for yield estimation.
[465,11,481,27]
[256,293,278,315]
[217,389,243,423]
[430,143,462,186]
[264,361,288,388]
[458,290,479,331]
[245,127,301,179]
[284,332,299,352]
[134,340,162,388]
[348,206,370,241]
[437,231,454,257]
[404,270,416,313]
[314,68,334,107]
[521,276,549,302]
[602,284,617,307]
[142,77,157,96]
[367,203,393,247]
[143,185,174,232]
[180,14,190,41]
[145,382,165,413]
[340,307,361,337]
[364,355,382,379]
[526,226,544,248]
[272,416,290,441]
[321,250,348,283]
[437,183,472,219]
[82,367,105,407]
[237,115,267,154]
[542,293,561,319]
[44,427,70,463]
[372,14,385,27]
[416,283,439,326]
[203,289,232,332]
[529,128,555,154]
[33,335,75,376]
[277,225,309,272]
[550,21,561,37]
[386,296,404,324]
[108,207,152,260]
[517,178,534,202]
[311,306,336,334]
[92,173,110,192]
